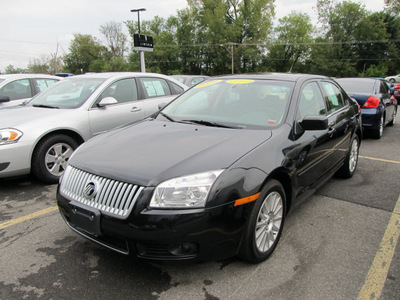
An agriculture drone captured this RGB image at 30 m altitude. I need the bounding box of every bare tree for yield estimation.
[99,21,128,57]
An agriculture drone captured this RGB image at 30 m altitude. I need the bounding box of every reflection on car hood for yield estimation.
[69,119,272,186]
[0,106,72,128]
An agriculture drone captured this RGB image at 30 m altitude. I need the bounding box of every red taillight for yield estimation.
[361,96,380,108]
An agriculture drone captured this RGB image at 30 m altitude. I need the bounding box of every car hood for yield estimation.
[0,106,73,128]
[69,119,272,186]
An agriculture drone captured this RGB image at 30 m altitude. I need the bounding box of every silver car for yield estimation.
[0,72,187,183]
[0,74,60,108]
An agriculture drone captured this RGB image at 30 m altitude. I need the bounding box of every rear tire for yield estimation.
[372,114,384,139]
[31,134,78,184]
[388,108,396,126]
[239,180,286,263]
[336,135,359,179]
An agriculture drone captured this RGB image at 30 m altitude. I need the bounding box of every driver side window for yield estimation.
[298,82,327,119]
[99,78,138,104]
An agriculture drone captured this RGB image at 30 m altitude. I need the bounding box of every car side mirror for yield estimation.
[300,115,329,131]
[98,97,118,107]
[0,96,10,103]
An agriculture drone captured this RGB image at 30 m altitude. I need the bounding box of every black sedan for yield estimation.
[336,77,397,139]
[57,74,362,263]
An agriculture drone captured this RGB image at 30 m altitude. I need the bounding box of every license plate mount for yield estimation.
[68,201,102,237]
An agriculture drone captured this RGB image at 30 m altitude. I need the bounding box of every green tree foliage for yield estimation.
[63,34,107,74]
[3,65,25,74]
[14,0,397,78]
[267,12,314,72]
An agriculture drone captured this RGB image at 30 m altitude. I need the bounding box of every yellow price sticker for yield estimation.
[226,79,255,84]
[195,80,222,88]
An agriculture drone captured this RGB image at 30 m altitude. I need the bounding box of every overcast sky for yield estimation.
[0,0,386,72]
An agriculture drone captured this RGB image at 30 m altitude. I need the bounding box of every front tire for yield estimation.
[239,180,286,263]
[31,134,78,184]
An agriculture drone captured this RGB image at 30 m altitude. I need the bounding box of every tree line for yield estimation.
[5,0,400,78]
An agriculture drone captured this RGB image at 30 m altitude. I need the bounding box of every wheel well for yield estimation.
[32,130,85,158]
[268,170,293,213]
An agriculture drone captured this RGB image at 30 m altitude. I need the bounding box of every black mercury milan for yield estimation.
[57,73,362,263]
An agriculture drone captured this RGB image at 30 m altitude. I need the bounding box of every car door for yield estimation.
[294,80,334,191]
[379,80,394,123]
[88,77,145,136]
[320,80,353,167]
[0,78,33,108]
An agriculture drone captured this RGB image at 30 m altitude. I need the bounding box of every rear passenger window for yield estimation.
[169,82,185,95]
[138,78,172,98]
[321,82,345,113]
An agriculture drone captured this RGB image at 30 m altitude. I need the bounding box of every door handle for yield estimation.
[328,127,336,137]
[131,107,142,112]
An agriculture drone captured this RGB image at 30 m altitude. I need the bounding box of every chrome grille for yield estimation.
[60,166,143,219]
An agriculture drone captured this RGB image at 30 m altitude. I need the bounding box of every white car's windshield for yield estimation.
[159,79,293,129]
[28,77,105,109]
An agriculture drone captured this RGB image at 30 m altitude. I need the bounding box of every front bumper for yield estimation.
[0,141,32,178]
[57,186,251,262]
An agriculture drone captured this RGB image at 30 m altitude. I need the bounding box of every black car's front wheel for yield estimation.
[239,180,286,263]
[32,134,79,184]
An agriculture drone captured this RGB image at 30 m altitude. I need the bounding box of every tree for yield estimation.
[99,21,128,58]
[267,12,314,72]
[3,65,25,74]
[27,55,50,74]
[63,34,106,74]
[385,0,400,15]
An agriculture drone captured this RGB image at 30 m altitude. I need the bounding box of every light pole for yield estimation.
[131,8,146,72]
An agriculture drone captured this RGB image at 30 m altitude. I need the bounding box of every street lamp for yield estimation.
[131,8,146,72]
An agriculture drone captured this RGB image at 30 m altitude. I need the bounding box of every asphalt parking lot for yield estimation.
[1,118,399,300]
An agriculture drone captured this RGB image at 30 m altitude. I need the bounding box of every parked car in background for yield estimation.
[54,73,74,78]
[393,83,400,103]
[336,77,397,139]
[0,72,187,183]
[57,73,362,263]
[0,74,60,108]
[170,75,209,87]
[385,74,400,83]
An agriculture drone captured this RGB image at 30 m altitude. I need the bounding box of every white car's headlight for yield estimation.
[0,129,23,145]
[150,170,224,208]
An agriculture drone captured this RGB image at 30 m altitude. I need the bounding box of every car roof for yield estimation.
[213,73,330,82]
[0,73,60,80]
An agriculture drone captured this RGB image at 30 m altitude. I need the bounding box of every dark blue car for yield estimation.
[336,77,397,139]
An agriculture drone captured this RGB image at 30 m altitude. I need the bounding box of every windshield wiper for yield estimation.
[180,119,243,129]
[159,112,175,122]
[32,104,60,109]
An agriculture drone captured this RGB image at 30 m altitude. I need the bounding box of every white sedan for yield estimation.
[0,74,60,108]
[0,72,187,183]
[385,74,400,83]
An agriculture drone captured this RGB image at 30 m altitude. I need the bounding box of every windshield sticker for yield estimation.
[195,80,222,88]
[268,120,276,125]
[226,79,255,84]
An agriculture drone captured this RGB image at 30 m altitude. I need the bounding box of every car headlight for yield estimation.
[150,170,224,208]
[0,128,23,145]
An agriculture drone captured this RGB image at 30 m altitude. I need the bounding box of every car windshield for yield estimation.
[0,79,5,84]
[28,77,105,109]
[158,79,293,129]
[337,79,374,94]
